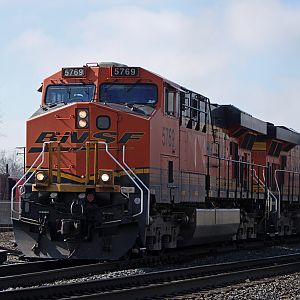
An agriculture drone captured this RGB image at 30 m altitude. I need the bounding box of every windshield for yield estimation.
[45,84,95,105]
[100,83,157,105]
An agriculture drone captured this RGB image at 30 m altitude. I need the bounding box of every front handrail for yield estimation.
[122,145,150,225]
[11,141,146,222]
[96,142,144,219]
[11,142,50,219]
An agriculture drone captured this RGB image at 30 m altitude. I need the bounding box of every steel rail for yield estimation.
[0,259,100,278]
[0,246,23,256]
[2,253,300,299]
[0,260,117,290]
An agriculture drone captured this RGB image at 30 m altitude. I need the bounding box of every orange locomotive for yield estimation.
[11,62,300,259]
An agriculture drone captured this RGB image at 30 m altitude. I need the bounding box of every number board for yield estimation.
[112,67,139,77]
[62,67,86,78]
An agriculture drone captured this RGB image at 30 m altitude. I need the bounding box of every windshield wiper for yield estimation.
[124,103,149,115]
[46,103,57,108]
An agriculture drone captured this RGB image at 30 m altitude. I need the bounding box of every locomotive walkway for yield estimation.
[1,253,300,299]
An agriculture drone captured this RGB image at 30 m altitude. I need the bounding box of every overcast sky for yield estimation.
[0,0,300,152]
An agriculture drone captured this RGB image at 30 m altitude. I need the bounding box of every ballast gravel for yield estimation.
[169,273,300,300]
[0,231,15,251]
[0,231,20,264]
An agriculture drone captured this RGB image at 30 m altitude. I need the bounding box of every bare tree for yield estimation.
[0,150,23,177]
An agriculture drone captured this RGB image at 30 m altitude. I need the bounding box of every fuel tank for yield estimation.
[179,208,240,246]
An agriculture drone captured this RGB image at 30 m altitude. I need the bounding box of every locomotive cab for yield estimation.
[12,63,159,259]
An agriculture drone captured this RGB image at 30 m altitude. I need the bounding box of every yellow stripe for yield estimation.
[252,142,266,151]
[115,168,150,177]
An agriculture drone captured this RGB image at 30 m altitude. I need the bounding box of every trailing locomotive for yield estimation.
[11,62,300,259]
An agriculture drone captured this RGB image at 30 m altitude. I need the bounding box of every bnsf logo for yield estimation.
[35,131,144,144]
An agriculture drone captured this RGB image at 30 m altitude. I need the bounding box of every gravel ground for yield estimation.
[169,273,300,300]
[0,231,15,250]
[0,231,22,264]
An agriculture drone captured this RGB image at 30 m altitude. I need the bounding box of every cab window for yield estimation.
[165,88,179,117]
[45,84,95,105]
[100,83,157,105]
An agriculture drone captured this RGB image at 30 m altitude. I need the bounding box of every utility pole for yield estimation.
[16,146,26,174]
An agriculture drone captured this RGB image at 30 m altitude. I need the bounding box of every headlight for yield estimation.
[78,110,87,118]
[76,108,89,129]
[101,173,110,182]
[78,119,87,128]
[36,172,45,181]
[97,170,114,187]
[35,170,49,186]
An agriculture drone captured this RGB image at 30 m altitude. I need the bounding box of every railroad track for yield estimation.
[0,246,23,256]
[1,253,300,299]
[0,241,243,289]
[0,240,265,291]
[0,258,120,290]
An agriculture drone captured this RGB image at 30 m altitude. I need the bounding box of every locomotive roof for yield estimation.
[267,123,300,145]
[212,105,267,135]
